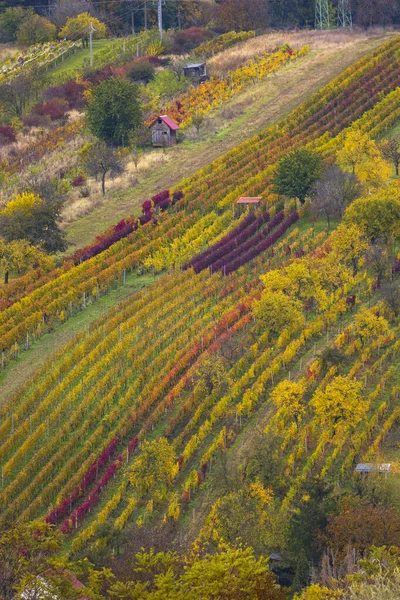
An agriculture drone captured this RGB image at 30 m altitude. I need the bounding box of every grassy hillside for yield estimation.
[1,31,400,596]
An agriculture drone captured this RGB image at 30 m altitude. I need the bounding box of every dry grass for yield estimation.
[0,43,23,65]
[208,27,394,75]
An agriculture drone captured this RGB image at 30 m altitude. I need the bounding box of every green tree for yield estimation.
[59,13,107,47]
[0,7,31,42]
[16,14,56,45]
[81,141,125,196]
[86,77,142,146]
[272,149,323,205]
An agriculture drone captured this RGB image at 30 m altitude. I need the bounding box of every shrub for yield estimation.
[22,113,51,128]
[44,80,87,110]
[0,126,16,146]
[170,27,212,54]
[127,60,155,84]
[32,99,69,121]
[71,174,86,187]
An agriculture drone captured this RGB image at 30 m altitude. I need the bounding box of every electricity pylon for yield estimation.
[337,0,352,28]
[315,0,330,30]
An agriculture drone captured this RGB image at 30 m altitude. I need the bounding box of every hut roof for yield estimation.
[236,197,262,204]
[185,62,205,69]
[356,463,391,473]
[148,115,180,131]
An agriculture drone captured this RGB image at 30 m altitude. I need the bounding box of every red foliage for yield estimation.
[170,27,213,53]
[44,80,87,109]
[32,99,68,121]
[0,126,16,145]
[71,174,86,187]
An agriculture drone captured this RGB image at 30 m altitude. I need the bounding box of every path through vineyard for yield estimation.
[64,33,394,249]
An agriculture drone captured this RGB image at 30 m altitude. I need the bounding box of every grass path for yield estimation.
[64,33,393,250]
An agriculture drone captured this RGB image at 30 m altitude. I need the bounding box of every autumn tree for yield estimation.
[81,141,125,196]
[344,188,400,243]
[129,438,176,501]
[193,355,229,396]
[59,13,106,47]
[272,149,323,205]
[86,77,142,146]
[329,222,368,276]
[0,239,54,284]
[311,165,361,227]
[379,134,400,176]
[312,375,367,432]
[218,0,269,31]
[270,379,307,427]
[0,520,88,600]
[322,500,400,562]
[16,14,56,45]
[253,290,303,337]
[337,129,391,191]
[0,192,66,253]
[354,307,389,346]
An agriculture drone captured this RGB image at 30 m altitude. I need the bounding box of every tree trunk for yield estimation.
[396,162,399,177]
[4,271,8,285]
[101,172,106,196]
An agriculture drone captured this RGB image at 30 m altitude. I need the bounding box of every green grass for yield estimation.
[48,39,112,81]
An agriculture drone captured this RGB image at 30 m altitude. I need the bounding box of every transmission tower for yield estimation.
[337,0,352,28]
[315,0,330,29]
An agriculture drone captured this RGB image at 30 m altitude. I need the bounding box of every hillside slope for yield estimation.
[0,34,400,589]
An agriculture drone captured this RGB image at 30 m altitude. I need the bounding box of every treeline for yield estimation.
[3,0,400,39]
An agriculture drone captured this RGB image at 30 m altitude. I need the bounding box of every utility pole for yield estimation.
[315,0,330,29]
[337,0,352,28]
[89,20,96,67]
[158,0,163,39]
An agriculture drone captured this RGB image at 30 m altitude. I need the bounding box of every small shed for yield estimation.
[235,196,262,216]
[149,115,180,147]
[356,463,391,474]
[183,62,208,83]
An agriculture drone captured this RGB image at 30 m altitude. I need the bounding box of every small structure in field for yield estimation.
[149,115,180,147]
[235,196,261,216]
[356,463,391,475]
[183,62,208,83]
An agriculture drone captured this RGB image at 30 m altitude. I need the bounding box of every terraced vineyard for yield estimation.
[1,35,400,577]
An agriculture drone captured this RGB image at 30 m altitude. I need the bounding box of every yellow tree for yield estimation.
[253,290,303,337]
[312,376,368,432]
[354,307,389,346]
[329,222,368,275]
[337,129,391,190]
[344,187,400,243]
[270,379,307,427]
[0,239,54,284]
[129,438,177,502]
[59,13,106,47]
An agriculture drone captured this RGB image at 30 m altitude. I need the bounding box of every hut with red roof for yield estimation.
[149,115,180,147]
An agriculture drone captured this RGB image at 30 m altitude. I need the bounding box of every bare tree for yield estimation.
[82,142,125,196]
[47,0,97,27]
[311,165,361,228]
[379,134,400,176]
[382,281,400,317]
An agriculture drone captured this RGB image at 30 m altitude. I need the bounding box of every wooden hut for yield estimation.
[149,115,180,147]
[235,196,261,216]
[183,62,208,83]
